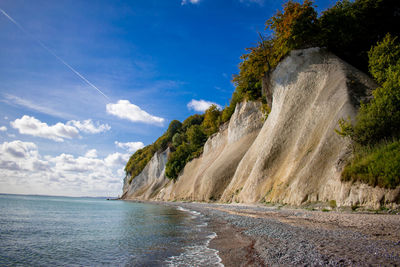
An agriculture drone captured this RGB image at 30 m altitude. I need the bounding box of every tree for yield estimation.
[165,143,192,180]
[368,33,400,84]
[172,133,184,148]
[187,125,206,147]
[267,0,319,60]
[201,104,221,136]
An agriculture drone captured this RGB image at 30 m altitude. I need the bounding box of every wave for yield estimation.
[165,206,223,266]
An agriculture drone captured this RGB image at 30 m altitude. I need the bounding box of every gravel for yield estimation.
[162,202,400,266]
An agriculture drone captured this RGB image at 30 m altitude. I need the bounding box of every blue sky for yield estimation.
[0,0,336,196]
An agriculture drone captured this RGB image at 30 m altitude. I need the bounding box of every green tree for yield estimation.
[187,125,206,147]
[181,114,204,132]
[319,0,400,71]
[165,143,192,180]
[201,104,221,136]
[368,33,400,84]
[172,133,184,148]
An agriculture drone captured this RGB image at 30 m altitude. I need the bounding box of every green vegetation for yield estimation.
[337,34,400,188]
[166,105,221,180]
[329,200,337,209]
[342,140,400,188]
[125,120,182,183]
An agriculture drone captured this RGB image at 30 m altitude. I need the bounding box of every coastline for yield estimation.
[133,200,400,266]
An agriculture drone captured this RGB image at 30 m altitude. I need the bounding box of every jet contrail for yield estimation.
[0,8,110,101]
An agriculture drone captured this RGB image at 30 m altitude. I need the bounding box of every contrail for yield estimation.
[0,8,110,101]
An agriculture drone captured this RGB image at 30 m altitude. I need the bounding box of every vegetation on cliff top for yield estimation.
[126,0,400,186]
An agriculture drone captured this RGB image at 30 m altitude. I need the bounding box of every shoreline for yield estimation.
[133,200,400,266]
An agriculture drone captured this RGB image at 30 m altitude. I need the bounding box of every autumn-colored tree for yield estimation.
[267,0,319,62]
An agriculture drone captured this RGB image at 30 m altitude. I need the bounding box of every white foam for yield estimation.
[167,206,223,266]
[176,206,202,218]
[165,232,223,267]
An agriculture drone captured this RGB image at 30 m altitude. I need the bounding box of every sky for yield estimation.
[0,0,336,197]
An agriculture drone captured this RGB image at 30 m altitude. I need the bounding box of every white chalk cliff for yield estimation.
[122,48,400,208]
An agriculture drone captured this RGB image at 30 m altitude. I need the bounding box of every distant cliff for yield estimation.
[122,48,400,209]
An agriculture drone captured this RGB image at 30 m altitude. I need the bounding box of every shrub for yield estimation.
[165,143,192,180]
[342,140,400,189]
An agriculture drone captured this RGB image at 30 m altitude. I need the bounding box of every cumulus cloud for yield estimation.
[0,140,130,197]
[114,141,144,153]
[85,149,98,158]
[181,0,200,5]
[0,126,7,132]
[187,99,221,112]
[106,100,164,125]
[1,140,37,159]
[11,115,80,142]
[104,152,131,167]
[67,119,110,134]
[10,116,110,142]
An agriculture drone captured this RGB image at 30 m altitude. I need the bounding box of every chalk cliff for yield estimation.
[122,48,400,208]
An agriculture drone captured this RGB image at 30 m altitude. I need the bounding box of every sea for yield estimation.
[0,194,222,266]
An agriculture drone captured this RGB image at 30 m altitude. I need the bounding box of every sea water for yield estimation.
[0,194,222,266]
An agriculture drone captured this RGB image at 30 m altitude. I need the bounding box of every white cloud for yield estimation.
[11,115,79,142]
[1,140,37,159]
[4,116,8,120]
[114,141,144,153]
[104,152,130,167]
[85,149,98,158]
[10,116,111,142]
[106,100,164,125]
[67,119,110,134]
[181,0,200,5]
[0,140,130,197]
[187,99,221,112]
[0,126,7,132]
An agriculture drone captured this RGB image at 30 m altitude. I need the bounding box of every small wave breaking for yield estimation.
[165,206,223,267]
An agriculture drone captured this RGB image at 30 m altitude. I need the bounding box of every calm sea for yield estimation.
[0,194,222,266]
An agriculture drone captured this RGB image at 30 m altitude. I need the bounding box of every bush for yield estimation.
[165,143,192,180]
[342,140,400,189]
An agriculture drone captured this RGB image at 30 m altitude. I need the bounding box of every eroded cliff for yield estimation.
[122,48,399,208]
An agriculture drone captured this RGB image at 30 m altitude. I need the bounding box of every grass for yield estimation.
[342,139,400,189]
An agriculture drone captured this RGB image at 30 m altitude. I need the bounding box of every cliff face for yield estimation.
[122,148,170,200]
[122,48,400,208]
[157,101,264,201]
